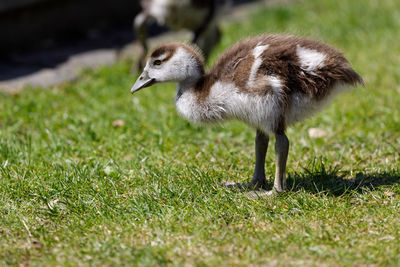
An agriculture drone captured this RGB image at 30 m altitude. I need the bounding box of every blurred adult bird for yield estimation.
[134,0,230,69]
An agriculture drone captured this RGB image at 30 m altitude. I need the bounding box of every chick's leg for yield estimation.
[249,130,269,189]
[274,133,289,192]
[223,130,269,190]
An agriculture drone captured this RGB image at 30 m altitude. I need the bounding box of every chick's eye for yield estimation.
[154,60,162,66]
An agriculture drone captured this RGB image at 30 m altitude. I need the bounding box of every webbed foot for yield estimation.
[245,188,281,199]
[222,181,269,191]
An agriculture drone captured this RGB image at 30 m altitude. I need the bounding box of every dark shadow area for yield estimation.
[286,161,400,196]
[0,27,134,81]
[0,0,141,57]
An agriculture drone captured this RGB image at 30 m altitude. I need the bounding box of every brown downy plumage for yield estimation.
[131,34,364,194]
[197,35,362,98]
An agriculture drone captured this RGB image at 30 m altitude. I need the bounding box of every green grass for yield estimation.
[1,0,400,265]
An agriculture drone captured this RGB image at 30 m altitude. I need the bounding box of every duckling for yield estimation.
[134,0,230,69]
[131,34,364,194]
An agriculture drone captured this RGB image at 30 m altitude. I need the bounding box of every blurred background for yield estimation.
[0,0,257,92]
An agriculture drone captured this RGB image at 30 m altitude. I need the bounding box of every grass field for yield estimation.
[1,0,400,265]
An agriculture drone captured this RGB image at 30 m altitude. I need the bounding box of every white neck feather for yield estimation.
[174,48,204,99]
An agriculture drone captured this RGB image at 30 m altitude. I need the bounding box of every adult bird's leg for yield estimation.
[274,133,289,192]
[194,25,221,61]
[133,12,151,70]
[192,1,220,61]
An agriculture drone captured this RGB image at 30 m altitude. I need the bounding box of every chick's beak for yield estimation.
[131,71,155,94]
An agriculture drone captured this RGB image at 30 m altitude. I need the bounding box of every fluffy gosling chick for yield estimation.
[131,34,364,193]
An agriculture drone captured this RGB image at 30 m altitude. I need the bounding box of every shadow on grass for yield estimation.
[286,160,400,196]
